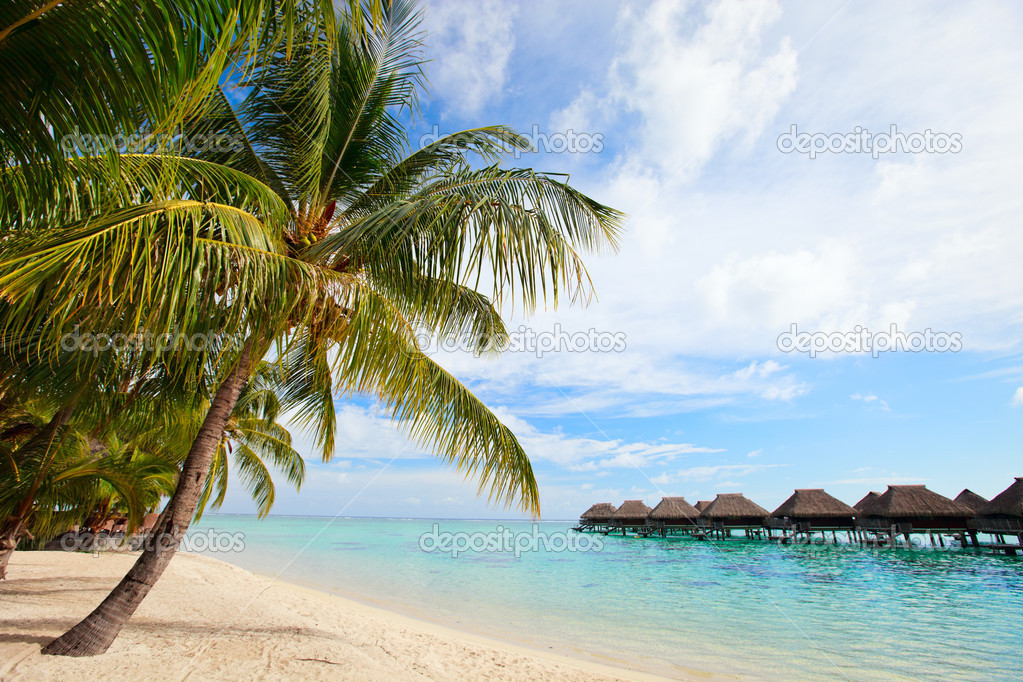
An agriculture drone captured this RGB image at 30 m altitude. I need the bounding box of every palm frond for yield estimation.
[319,165,624,311]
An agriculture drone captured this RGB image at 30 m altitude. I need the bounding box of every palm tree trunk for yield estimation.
[41,344,254,656]
[0,404,75,579]
[0,519,29,581]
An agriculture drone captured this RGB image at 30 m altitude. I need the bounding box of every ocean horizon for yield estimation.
[190,514,1023,680]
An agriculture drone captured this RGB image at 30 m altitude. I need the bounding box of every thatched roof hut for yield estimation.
[953,489,989,515]
[700,493,769,526]
[611,500,652,525]
[579,503,617,523]
[648,497,701,526]
[772,489,857,528]
[694,500,712,512]
[857,485,972,529]
[979,477,1023,520]
[854,491,880,511]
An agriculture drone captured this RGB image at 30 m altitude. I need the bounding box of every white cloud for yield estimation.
[549,89,602,135]
[597,0,798,179]
[508,0,1023,372]
[1012,387,1023,407]
[288,405,423,462]
[747,449,763,458]
[660,463,787,483]
[851,393,890,411]
[733,360,785,381]
[423,0,516,116]
[288,402,724,479]
[492,407,723,471]
[822,467,921,488]
[825,476,922,486]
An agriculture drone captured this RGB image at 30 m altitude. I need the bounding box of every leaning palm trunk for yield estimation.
[41,345,253,656]
[0,518,30,581]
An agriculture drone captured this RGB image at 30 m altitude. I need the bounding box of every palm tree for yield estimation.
[3,0,622,656]
[0,0,376,179]
[0,0,379,588]
[0,356,305,577]
[0,403,179,578]
[196,361,306,520]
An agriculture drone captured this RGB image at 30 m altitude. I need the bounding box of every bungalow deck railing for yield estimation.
[856,519,911,532]
[976,518,1023,533]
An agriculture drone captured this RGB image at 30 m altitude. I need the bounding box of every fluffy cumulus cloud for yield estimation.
[538,0,1023,361]
[603,0,798,179]
[422,0,517,116]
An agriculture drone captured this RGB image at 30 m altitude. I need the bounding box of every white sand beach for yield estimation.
[0,551,696,681]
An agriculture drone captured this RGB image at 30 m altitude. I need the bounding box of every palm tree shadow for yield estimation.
[0,633,54,645]
[0,617,332,641]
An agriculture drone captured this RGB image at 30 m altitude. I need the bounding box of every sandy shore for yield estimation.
[0,551,688,681]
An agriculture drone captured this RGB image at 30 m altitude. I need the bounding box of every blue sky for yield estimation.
[218,0,1023,519]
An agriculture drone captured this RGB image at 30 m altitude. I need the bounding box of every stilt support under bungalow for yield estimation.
[574,520,1022,555]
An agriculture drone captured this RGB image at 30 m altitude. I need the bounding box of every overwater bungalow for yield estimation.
[694,500,712,513]
[610,500,652,535]
[770,489,857,544]
[576,503,617,532]
[976,477,1023,554]
[953,489,989,515]
[854,491,879,511]
[700,493,769,539]
[644,497,701,537]
[855,485,973,547]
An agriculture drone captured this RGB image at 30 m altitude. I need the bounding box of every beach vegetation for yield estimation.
[0,0,621,656]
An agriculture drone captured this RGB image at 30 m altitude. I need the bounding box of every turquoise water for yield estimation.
[189,516,1023,679]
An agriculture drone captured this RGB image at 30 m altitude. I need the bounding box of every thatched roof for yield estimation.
[953,489,989,514]
[648,497,701,521]
[700,493,769,519]
[611,500,652,519]
[694,500,712,512]
[980,477,1023,518]
[772,489,856,519]
[854,491,880,511]
[580,503,617,520]
[857,485,970,518]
